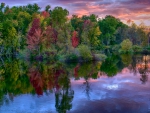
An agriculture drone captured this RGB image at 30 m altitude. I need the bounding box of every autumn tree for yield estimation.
[27,18,41,50]
[71,31,79,48]
[81,19,101,50]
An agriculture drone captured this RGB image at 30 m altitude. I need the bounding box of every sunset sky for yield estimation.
[2,0,150,25]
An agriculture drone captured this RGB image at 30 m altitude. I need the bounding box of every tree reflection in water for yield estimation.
[55,76,74,113]
[0,54,150,112]
[0,59,33,106]
[27,62,74,112]
[127,54,138,75]
[100,55,122,77]
[137,55,150,84]
[83,79,91,100]
[28,67,43,95]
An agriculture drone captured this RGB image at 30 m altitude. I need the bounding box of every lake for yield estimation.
[0,54,150,113]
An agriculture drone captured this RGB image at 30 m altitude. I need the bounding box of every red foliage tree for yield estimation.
[27,28,44,50]
[71,31,79,48]
[28,18,40,37]
[27,18,44,50]
[45,26,58,47]
[84,20,91,24]
[83,20,91,29]
[41,11,50,18]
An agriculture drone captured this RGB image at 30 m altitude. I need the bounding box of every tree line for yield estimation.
[0,3,149,62]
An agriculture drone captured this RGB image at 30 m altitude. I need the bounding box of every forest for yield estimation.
[0,3,150,63]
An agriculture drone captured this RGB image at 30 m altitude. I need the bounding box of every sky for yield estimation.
[1,0,150,25]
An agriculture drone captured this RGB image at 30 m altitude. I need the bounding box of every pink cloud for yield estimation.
[2,0,150,25]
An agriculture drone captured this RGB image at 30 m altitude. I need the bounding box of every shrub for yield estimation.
[93,54,107,61]
[120,39,133,53]
[77,45,92,61]
[132,45,142,53]
[121,39,132,50]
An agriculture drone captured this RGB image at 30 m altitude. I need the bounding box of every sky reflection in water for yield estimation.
[0,54,150,113]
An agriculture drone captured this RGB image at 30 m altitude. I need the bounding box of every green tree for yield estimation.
[137,24,148,47]
[98,15,127,54]
[98,15,121,46]
[127,23,139,45]
[45,5,51,12]
[89,14,98,22]
[56,23,73,55]
[51,7,69,27]
[25,3,40,15]
[70,15,83,39]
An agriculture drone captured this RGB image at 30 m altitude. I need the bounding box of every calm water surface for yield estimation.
[0,54,150,113]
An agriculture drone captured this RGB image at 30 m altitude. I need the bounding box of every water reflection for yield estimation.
[100,55,121,76]
[0,54,150,112]
[55,75,74,113]
[137,55,150,84]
